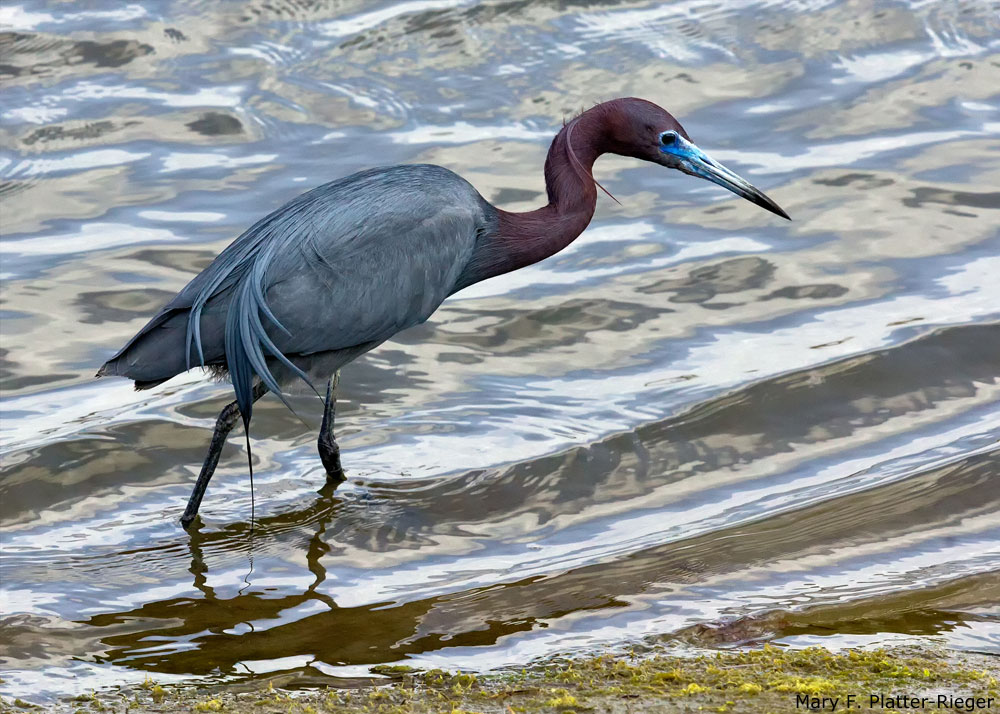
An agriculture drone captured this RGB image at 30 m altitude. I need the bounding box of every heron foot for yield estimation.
[318,373,345,481]
[318,437,344,480]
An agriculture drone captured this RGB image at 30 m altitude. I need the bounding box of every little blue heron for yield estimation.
[98,97,788,527]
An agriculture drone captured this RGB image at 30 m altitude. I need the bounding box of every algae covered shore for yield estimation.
[8,644,997,714]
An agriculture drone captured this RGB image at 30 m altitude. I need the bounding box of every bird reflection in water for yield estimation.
[187,480,342,607]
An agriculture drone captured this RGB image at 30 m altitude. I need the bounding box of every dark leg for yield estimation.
[318,372,345,481]
[181,381,268,529]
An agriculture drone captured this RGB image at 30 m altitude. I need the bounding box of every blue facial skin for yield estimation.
[658,130,790,219]
[659,130,709,171]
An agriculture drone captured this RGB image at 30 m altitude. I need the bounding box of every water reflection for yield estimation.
[12,323,994,682]
[74,435,998,678]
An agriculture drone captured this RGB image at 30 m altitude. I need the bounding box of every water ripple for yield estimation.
[1,0,999,705]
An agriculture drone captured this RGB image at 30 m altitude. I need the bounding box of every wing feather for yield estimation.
[119,164,492,429]
[100,164,491,432]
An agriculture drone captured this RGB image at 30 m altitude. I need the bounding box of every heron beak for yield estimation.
[662,136,790,220]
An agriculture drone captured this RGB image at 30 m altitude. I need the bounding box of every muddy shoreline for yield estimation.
[6,642,996,713]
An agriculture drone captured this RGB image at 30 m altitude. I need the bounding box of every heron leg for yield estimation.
[318,372,345,482]
[181,381,268,529]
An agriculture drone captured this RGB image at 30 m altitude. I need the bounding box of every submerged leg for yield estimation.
[181,381,268,529]
[318,372,345,482]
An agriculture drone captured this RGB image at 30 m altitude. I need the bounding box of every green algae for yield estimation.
[9,644,998,713]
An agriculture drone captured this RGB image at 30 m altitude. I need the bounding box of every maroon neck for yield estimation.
[457,109,610,289]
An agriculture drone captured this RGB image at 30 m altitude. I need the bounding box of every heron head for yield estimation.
[606,98,789,220]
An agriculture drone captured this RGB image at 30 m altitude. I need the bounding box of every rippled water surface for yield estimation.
[2,0,999,703]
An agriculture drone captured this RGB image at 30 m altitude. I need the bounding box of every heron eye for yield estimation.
[660,131,678,147]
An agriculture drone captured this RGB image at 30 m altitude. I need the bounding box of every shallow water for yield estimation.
[1,0,999,703]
